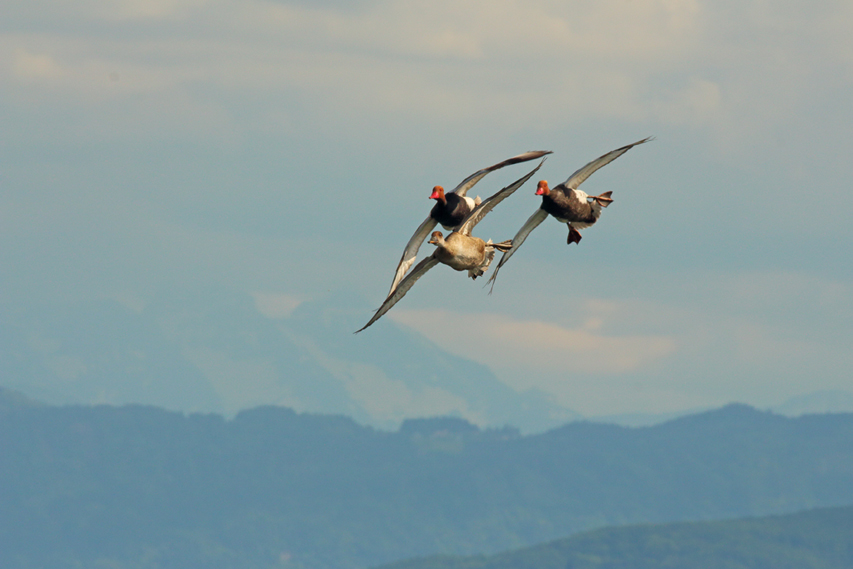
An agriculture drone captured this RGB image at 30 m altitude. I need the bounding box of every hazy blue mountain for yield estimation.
[583,391,853,429]
[582,394,853,428]
[585,407,710,427]
[374,505,853,569]
[2,398,853,569]
[0,299,223,412]
[0,287,577,432]
[770,389,853,416]
[0,386,42,412]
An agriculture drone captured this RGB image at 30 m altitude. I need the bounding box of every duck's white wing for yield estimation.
[564,137,652,190]
[458,158,545,235]
[487,208,549,293]
[357,255,440,333]
[387,215,437,297]
[453,150,552,197]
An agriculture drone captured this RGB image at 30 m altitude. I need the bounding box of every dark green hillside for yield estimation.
[1,391,853,568]
[376,505,853,569]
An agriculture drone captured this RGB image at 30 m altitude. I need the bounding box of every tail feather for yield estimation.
[469,247,498,279]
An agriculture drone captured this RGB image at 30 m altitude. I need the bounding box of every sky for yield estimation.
[2,0,852,418]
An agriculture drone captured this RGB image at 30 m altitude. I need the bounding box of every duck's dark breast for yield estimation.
[431,193,471,228]
[541,188,593,223]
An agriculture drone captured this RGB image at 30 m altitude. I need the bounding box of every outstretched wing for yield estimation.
[453,150,552,197]
[387,215,437,297]
[458,158,545,236]
[357,255,440,333]
[563,137,652,190]
[487,208,549,293]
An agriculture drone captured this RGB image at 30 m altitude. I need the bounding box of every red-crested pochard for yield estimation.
[488,138,652,291]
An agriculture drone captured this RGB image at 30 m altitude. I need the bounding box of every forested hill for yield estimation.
[2,389,853,568]
[376,505,853,569]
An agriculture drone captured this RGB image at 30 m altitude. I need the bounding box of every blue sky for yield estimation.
[2,0,852,417]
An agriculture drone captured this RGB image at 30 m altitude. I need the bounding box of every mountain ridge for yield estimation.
[0,288,577,432]
[2,392,852,568]
[373,504,853,569]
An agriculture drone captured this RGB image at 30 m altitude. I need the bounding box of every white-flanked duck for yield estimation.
[357,158,546,333]
[488,138,652,291]
[387,150,552,297]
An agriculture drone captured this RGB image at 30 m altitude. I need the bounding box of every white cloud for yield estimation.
[377,265,853,416]
[2,37,178,99]
[3,0,850,147]
[252,292,304,318]
[10,48,63,80]
[104,0,213,20]
[11,0,214,22]
[390,308,677,377]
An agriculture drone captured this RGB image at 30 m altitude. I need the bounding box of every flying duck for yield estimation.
[487,137,652,291]
[387,150,552,297]
[357,158,546,333]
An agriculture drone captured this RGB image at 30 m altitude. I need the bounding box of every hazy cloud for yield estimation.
[2,0,852,418]
[390,309,677,377]
[252,292,304,318]
[5,0,849,143]
[10,48,64,80]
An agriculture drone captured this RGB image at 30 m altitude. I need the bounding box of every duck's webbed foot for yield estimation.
[567,225,582,245]
[592,191,613,207]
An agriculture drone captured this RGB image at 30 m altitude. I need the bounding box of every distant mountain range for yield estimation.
[0,287,577,433]
[588,390,853,427]
[3,288,850,435]
[1,392,852,568]
[770,389,853,416]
